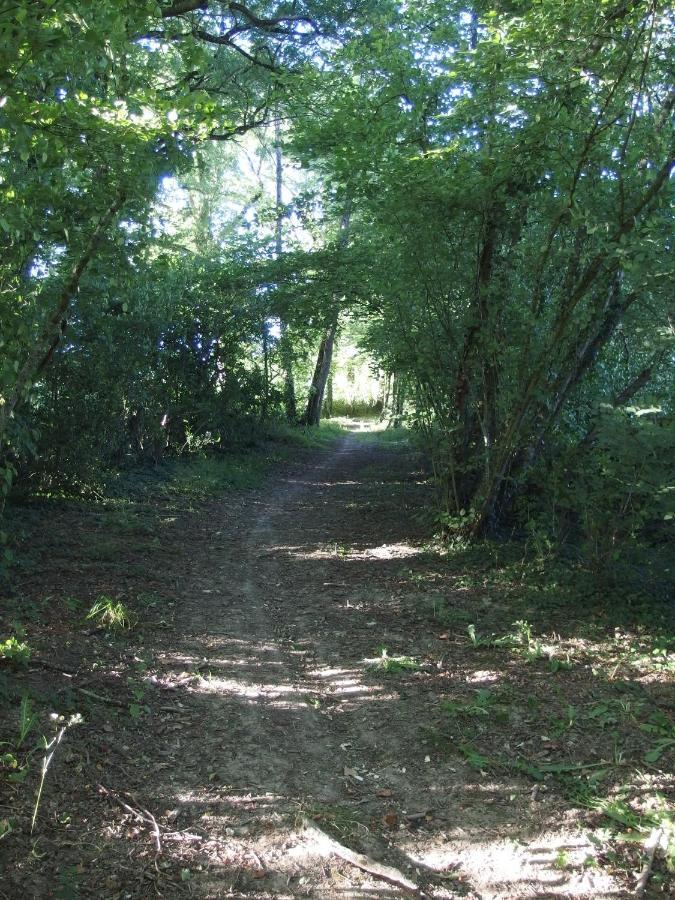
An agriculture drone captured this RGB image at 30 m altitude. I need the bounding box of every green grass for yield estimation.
[86,596,135,631]
[301,802,370,838]
[161,421,346,499]
[275,419,347,448]
[163,456,271,499]
[442,688,509,722]
[429,596,475,628]
[413,531,675,884]
[367,646,421,673]
[351,425,411,446]
[3,420,348,635]
[110,419,347,504]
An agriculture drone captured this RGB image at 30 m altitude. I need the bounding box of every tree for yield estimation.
[303,200,352,426]
[286,0,673,530]
[1,0,672,563]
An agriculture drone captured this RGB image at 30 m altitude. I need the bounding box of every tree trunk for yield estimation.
[379,373,392,422]
[261,319,270,418]
[578,357,660,450]
[303,322,337,426]
[275,118,296,421]
[324,374,334,418]
[467,153,674,537]
[469,280,642,536]
[302,200,352,426]
[390,376,406,428]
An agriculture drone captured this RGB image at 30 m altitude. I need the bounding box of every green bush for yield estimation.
[0,637,31,667]
[520,409,674,594]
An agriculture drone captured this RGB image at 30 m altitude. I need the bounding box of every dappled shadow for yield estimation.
[4,429,670,898]
[91,432,632,897]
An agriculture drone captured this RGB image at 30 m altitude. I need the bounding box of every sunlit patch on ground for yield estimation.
[184,663,395,709]
[272,540,426,561]
[407,830,622,898]
[366,543,423,560]
[464,669,501,683]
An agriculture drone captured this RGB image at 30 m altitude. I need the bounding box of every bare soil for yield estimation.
[1,427,672,898]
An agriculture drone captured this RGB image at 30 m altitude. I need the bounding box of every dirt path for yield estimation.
[147,429,451,897]
[2,428,654,898]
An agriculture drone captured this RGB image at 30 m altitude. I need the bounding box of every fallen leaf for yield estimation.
[382,811,398,829]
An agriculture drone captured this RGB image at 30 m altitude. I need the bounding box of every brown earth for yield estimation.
[1,426,671,898]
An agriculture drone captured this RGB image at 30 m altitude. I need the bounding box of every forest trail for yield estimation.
[145,425,463,897]
[2,427,649,898]
[4,3,672,895]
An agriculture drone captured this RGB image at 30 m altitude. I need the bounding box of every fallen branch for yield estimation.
[137,800,162,855]
[248,847,265,877]
[77,688,126,707]
[98,784,162,854]
[302,816,422,896]
[635,826,664,898]
[29,660,79,677]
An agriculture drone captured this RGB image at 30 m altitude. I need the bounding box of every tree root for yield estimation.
[302,816,423,895]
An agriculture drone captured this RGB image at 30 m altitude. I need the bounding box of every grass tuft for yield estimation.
[86,596,135,631]
[367,646,420,673]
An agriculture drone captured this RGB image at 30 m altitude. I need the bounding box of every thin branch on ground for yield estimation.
[77,688,126,707]
[635,827,664,898]
[98,784,162,854]
[302,816,423,896]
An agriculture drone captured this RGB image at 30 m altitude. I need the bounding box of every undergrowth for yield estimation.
[417,532,675,891]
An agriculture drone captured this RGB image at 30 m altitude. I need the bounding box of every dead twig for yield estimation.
[123,789,162,856]
[635,827,664,898]
[163,831,204,842]
[140,804,162,855]
[98,784,162,854]
[404,809,433,823]
[77,688,126,707]
[29,660,79,677]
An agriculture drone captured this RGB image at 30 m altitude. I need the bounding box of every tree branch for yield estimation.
[0,191,127,439]
[228,1,319,32]
[209,115,269,139]
[613,360,659,406]
[162,0,319,32]
[579,356,662,449]
[191,28,282,71]
[162,0,208,17]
